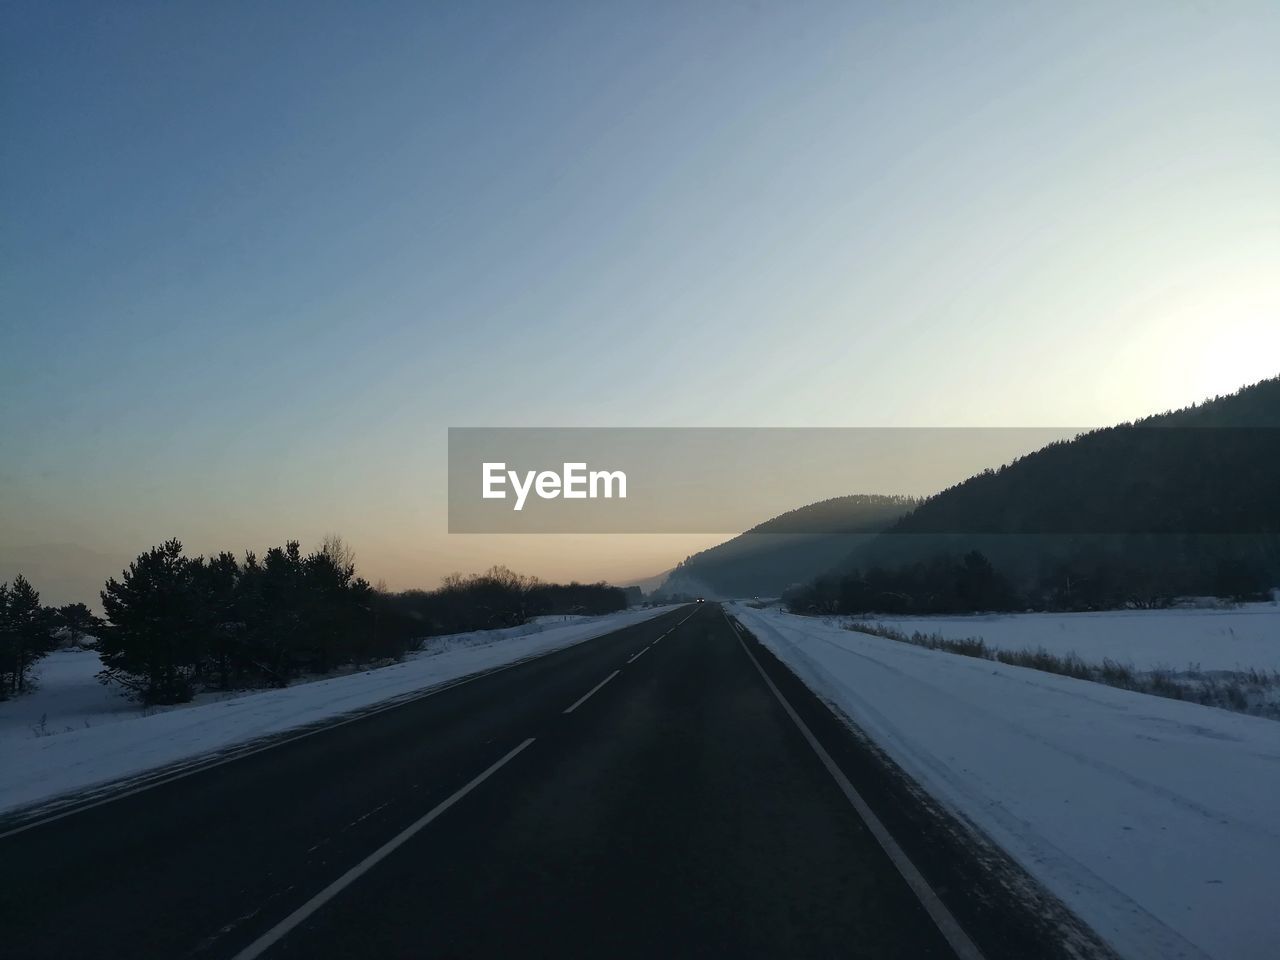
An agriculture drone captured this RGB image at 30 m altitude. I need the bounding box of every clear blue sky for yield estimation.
[3,1,1278,600]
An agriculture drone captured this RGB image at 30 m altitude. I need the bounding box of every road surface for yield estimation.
[1,604,1084,959]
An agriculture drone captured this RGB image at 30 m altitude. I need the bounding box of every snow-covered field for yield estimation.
[729,603,1280,960]
[0,606,678,817]
[843,603,1280,673]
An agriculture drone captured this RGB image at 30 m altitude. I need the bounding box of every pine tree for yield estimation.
[55,602,102,648]
[99,539,203,704]
[0,575,57,696]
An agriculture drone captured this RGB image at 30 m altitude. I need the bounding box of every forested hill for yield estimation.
[870,375,1280,540]
[656,495,916,599]
[822,376,1280,607]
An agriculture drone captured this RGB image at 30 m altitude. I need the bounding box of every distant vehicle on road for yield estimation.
[696,597,705,603]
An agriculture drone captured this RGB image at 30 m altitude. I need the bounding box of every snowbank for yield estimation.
[0,605,678,817]
[0,614,623,742]
[729,604,1280,960]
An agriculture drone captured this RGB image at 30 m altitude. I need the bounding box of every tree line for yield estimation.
[784,540,1276,617]
[785,551,1018,616]
[3,537,629,705]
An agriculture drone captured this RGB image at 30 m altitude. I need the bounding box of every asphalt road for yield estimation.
[1,603,1085,959]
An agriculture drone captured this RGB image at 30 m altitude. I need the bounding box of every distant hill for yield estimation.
[829,376,1280,606]
[617,569,672,597]
[654,495,916,599]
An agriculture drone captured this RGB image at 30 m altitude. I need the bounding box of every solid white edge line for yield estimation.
[732,621,986,960]
[2,607,687,840]
[0,655,539,840]
[231,737,536,960]
[562,669,621,714]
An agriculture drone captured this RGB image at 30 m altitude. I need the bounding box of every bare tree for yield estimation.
[320,534,357,575]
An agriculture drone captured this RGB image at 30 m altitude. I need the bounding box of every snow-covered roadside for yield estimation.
[0,605,679,818]
[0,613,633,742]
[729,604,1280,960]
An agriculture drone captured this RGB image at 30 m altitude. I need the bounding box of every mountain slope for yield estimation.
[655,495,916,599]
[833,375,1280,603]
